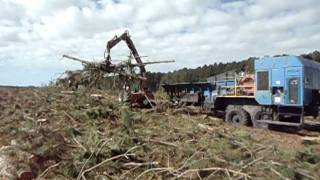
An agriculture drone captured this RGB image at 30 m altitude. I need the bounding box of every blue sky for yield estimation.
[0,0,319,86]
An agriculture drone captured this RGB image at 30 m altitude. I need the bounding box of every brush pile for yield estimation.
[0,86,319,179]
[55,64,111,90]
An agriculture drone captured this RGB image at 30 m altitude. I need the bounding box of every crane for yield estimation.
[104,30,147,90]
[61,30,175,107]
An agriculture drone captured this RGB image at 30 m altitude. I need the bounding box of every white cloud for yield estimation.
[0,0,319,85]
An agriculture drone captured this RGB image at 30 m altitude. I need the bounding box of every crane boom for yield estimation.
[105,31,146,72]
[104,30,147,89]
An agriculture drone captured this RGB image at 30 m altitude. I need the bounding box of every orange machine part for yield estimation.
[238,74,255,95]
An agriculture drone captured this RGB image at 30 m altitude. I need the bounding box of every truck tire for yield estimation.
[225,105,249,126]
[251,109,268,128]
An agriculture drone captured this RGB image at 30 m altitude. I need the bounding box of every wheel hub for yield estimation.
[232,115,241,123]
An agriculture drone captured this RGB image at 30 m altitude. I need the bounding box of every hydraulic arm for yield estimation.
[104,30,147,89]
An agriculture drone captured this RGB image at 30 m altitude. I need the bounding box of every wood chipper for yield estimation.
[163,55,320,128]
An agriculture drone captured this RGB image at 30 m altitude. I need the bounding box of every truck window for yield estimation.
[288,77,299,104]
[257,71,269,90]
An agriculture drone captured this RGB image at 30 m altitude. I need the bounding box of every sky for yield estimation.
[0,0,319,86]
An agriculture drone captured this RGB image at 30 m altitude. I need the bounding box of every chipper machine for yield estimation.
[163,55,320,128]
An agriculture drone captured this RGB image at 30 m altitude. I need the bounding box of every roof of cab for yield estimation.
[255,55,320,70]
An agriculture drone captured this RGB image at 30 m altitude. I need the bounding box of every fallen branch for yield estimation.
[269,161,315,180]
[295,169,316,180]
[60,90,74,94]
[63,110,78,124]
[206,170,221,179]
[120,166,141,179]
[270,161,285,167]
[225,169,231,180]
[301,137,320,144]
[72,136,87,152]
[80,146,138,179]
[123,161,159,167]
[176,167,251,179]
[90,94,103,98]
[134,167,174,180]
[76,140,109,180]
[77,151,95,180]
[145,139,178,148]
[119,162,160,178]
[270,167,289,180]
[198,123,214,131]
[175,146,207,172]
[240,156,264,170]
[232,157,264,180]
[232,140,254,159]
[37,163,60,180]
[144,93,155,108]
[81,153,135,179]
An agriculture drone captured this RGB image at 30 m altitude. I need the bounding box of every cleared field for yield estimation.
[0,86,319,179]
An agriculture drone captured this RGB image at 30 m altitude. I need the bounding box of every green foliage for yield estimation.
[301,50,320,63]
[296,147,320,164]
[120,106,136,135]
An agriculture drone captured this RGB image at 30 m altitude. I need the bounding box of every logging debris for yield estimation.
[0,86,319,179]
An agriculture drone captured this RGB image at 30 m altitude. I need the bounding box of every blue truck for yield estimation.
[162,55,320,128]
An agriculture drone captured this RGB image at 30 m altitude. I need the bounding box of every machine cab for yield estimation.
[255,56,304,106]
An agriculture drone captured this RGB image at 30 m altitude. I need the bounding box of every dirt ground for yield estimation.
[0,86,319,179]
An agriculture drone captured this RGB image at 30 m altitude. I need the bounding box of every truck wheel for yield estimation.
[252,110,268,128]
[225,106,249,126]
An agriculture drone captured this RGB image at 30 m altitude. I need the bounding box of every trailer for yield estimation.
[161,82,213,106]
[162,55,320,128]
